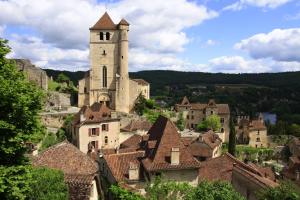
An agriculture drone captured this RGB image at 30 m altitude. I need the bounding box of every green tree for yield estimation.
[197,114,221,132]
[135,94,147,115]
[256,181,300,200]
[0,38,45,165]
[110,185,145,200]
[28,167,68,200]
[176,112,185,131]
[228,118,236,156]
[56,73,70,83]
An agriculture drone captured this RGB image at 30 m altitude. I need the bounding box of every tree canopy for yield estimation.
[197,114,221,132]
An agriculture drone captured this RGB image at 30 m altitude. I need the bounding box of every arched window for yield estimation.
[100,32,104,40]
[104,136,108,145]
[106,32,110,40]
[102,66,107,88]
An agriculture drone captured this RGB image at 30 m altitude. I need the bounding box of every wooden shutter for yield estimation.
[96,128,100,136]
[107,124,109,131]
[95,141,99,150]
[88,128,91,136]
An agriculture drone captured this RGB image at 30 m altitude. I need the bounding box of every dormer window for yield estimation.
[106,32,110,40]
[100,32,104,40]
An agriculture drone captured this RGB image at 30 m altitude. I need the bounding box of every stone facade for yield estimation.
[13,59,48,90]
[78,12,150,113]
[175,97,230,142]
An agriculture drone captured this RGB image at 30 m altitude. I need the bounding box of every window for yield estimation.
[102,66,107,88]
[102,124,109,131]
[91,128,97,136]
[210,111,213,114]
[191,115,194,120]
[187,115,189,119]
[84,87,87,93]
[257,130,260,135]
[221,128,224,133]
[100,32,104,40]
[256,137,261,142]
[220,118,224,123]
[104,136,108,144]
[106,32,110,40]
[103,50,106,55]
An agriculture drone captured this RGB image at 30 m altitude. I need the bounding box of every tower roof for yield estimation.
[90,12,116,30]
[118,18,130,26]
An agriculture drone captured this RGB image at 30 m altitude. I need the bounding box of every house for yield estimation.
[236,114,269,148]
[32,141,101,200]
[198,153,278,200]
[182,130,222,161]
[120,119,152,143]
[78,12,150,113]
[175,97,230,142]
[99,115,201,195]
[71,102,120,153]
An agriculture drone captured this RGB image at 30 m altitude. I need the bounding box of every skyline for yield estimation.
[0,0,300,73]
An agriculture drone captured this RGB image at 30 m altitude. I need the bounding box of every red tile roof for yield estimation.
[118,18,130,26]
[104,151,145,182]
[119,134,142,153]
[90,12,116,30]
[141,116,200,171]
[249,120,266,130]
[121,120,152,132]
[181,96,190,105]
[32,141,98,184]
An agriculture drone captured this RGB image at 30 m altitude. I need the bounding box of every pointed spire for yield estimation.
[118,18,129,26]
[90,12,116,30]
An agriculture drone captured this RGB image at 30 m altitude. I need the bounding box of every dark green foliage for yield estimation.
[176,112,185,131]
[40,134,58,151]
[56,73,70,83]
[0,166,32,200]
[110,185,145,200]
[28,167,68,200]
[44,69,85,86]
[0,38,45,165]
[228,118,236,156]
[135,94,148,115]
[256,181,300,200]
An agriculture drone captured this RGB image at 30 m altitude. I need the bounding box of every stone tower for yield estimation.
[88,12,130,113]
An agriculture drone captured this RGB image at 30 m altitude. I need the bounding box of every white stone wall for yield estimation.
[248,129,268,148]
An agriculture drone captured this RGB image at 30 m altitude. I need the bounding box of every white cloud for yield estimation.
[235,28,300,62]
[205,39,217,46]
[224,0,292,11]
[0,25,5,36]
[0,0,218,70]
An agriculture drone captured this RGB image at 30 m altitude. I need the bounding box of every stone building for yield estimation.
[32,141,101,200]
[71,102,120,153]
[78,12,150,113]
[13,59,48,90]
[175,97,230,142]
[99,115,201,195]
[236,114,269,148]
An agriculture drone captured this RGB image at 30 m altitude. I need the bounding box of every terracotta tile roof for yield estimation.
[72,102,115,126]
[32,141,98,184]
[207,99,217,108]
[119,134,142,152]
[90,12,116,30]
[118,18,130,26]
[216,104,230,114]
[249,120,266,130]
[121,120,152,132]
[141,115,200,171]
[190,103,207,110]
[201,130,222,149]
[247,163,276,181]
[132,79,149,86]
[104,151,145,182]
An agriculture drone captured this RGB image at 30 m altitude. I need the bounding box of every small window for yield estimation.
[256,137,261,142]
[187,115,189,119]
[220,118,224,123]
[257,130,260,135]
[84,87,87,93]
[91,128,97,136]
[211,111,213,114]
[100,32,104,40]
[102,66,107,88]
[106,32,110,40]
[105,136,108,144]
[103,50,106,55]
[191,115,194,120]
[102,124,109,131]
[121,56,123,59]
[221,128,224,133]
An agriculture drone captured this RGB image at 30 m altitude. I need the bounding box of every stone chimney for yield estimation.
[80,111,86,122]
[171,147,180,165]
[128,162,139,180]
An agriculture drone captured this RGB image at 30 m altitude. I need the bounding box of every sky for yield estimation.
[1,0,300,73]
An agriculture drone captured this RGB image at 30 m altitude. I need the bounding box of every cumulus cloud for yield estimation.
[0,25,5,36]
[224,0,292,11]
[0,0,218,70]
[235,28,300,62]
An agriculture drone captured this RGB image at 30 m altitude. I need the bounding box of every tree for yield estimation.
[197,114,221,132]
[56,73,70,83]
[110,185,145,200]
[176,112,185,131]
[0,38,45,165]
[256,181,300,200]
[134,94,147,115]
[228,118,236,156]
[28,167,68,200]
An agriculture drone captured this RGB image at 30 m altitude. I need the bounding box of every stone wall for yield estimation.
[13,59,48,90]
[46,91,71,109]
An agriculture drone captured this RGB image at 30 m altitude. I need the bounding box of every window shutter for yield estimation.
[88,129,91,136]
[107,124,109,131]
[96,128,100,136]
[95,141,99,150]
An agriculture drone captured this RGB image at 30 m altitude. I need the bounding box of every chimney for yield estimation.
[171,147,180,165]
[80,112,86,122]
[128,162,139,180]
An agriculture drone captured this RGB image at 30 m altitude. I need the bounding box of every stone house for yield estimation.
[182,130,222,161]
[236,114,269,148]
[71,102,120,153]
[198,153,278,200]
[78,12,150,113]
[120,119,152,143]
[32,141,101,200]
[99,115,201,195]
[175,97,230,142]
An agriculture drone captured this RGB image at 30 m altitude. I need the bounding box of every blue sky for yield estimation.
[0,0,300,73]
